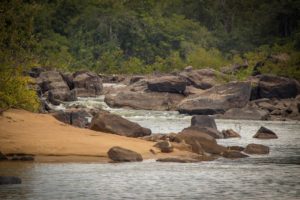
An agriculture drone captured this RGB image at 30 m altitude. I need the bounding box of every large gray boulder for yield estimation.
[178,82,251,115]
[53,109,92,128]
[105,91,184,111]
[37,71,76,104]
[72,71,103,97]
[90,111,151,137]
[147,76,186,94]
[179,68,226,89]
[107,147,143,162]
[251,75,300,100]
[191,115,218,129]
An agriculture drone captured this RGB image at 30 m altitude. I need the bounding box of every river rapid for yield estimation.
[1,85,300,200]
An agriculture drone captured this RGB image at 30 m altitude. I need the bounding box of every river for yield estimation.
[0,91,300,200]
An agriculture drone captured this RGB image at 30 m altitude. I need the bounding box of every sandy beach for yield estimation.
[0,109,193,162]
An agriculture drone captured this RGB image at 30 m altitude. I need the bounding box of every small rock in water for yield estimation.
[244,144,270,154]
[253,126,278,139]
[0,176,22,185]
[222,129,241,138]
[107,146,143,162]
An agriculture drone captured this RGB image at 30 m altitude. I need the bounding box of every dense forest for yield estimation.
[1,0,300,110]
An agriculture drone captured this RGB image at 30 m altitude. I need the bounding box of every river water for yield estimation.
[1,89,300,200]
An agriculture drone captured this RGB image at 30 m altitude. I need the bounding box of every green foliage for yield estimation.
[0,67,40,112]
[186,47,229,69]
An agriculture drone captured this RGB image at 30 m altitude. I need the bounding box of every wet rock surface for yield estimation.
[107,146,143,162]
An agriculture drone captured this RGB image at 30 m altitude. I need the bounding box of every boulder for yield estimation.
[253,75,300,99]
[48,89,76,105]
[37,71,69,93]
[154,141,174,153]
[177,82,251,115]
[105,91,184,111]
[253,126,278,139]
[90,111,151,137]
[147,76,186,94]
[0,152,8,160]
[222,129,241,138]
[191,115,217,129]
[183,86,204,96]
[222,150,249,159]
[244,144,270,154]
[221,106,269,120]
[107,146,143,162]
[0,176,22,185]
[53,109,92,128]
[177,128,226,155]
[182,126,223,139]
[37,71,76,104]
[179,68,226,89]
[72,71,103,97]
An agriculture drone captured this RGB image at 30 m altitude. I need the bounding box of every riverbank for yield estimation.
[0,109,194,163]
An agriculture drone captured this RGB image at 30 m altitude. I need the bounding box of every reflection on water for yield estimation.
[1,92,300,200]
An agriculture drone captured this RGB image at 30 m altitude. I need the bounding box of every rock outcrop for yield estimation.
[107,146,143,162]
[177,82,251,115]
[105,91,184,111]
[179,68,226,89]
[53,109,92,128]
[147,76,186,94]
[72,71,103,97]
[220,106,269,120]
[251,75,300,100]
[90,111,151,137]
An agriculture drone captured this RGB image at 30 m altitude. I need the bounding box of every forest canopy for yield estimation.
[1,0,300,77]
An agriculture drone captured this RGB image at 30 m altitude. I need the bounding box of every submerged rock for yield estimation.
[107,146,143,162]
[156,157,201,163]
[244,144,270,154]
[0,176,22,185]
[90,111,151,137]
[253,126,278,139]
[222,150,249,159]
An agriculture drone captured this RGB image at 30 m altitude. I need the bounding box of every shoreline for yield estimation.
[0,109,196,163]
